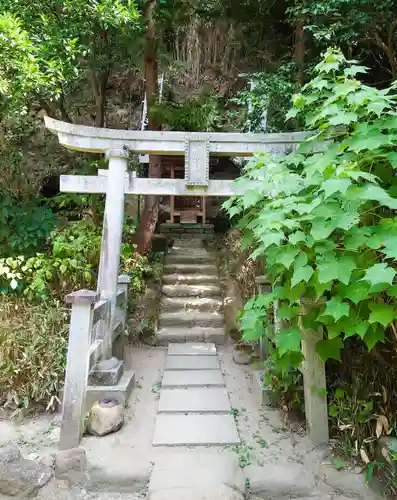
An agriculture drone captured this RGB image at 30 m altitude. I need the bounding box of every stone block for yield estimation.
[148,487,244,500]
[167,343,216,356]
[162,284,220,298]
[158,387,230,413]
[153,414,240,446]
[201,233,215,241]
[204,328,225,344]
[88,357,123,386]
[252,370,273,406]
[55,448,86,487]
[58,369,135,412]
[161,296,222,312]
[244,463,315,497]
[161,370,225,388]
[0,458,52,497]
[149,450,245,493]
[165,355,219,371]
[159,311,224,329]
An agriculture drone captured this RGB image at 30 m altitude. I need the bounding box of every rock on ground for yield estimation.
[87,401,124,437]
[0,458,52,497]
[148,484,244,500]
[55,448,87,487]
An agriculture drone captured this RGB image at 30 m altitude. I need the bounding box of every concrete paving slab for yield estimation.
[152,414,240,446]
[164,355,219,371]
[161,370,225,388]
[148,485,244,500]
[158,387,230,413]
[167,343,216,356]
[149,450,245,492]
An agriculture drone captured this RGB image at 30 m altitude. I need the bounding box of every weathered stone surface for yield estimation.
[158,387,230,413]
[88,358,123,386]
[167,343,216,356]
[59,369,135,412]
[165,355,219,371]
[149,450,245,493]
[148,485,244,500]
[316,463,380,499]
[159,311,224,328]
[0,444,20,464]
[232,349,251,365]
[245,463,315,497]
[161,369,225,388]
[163,264,218,276]
[163,274,217,285]
[376,436,397,472]
[0,458,52,497]
[161,296,222,313]
[165,254,213,264]
[87,400,124,437]
[55,447,86,486]
[162,284,221,298]
[153,414,240,446]
[156,327,225,345]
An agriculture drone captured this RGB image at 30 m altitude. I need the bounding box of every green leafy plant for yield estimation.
[0,298,69,410]
[224,47,397,405]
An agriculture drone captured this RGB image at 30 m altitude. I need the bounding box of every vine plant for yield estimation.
[224,48,397,382]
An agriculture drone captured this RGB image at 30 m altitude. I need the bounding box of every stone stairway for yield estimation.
[152,342,240,446]
[157,239,225,346]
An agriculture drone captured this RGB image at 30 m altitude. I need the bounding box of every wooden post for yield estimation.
[60,290,99,451]
[300,297,329,447]
[170,165,175,223]
[97,149,128,358]
[255,275,272,361]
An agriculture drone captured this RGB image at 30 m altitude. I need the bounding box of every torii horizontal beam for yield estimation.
[45,116,308,157]
[60,174,253,197]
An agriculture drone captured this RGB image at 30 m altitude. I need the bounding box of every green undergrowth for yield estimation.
[224,48,397,488]
[0,203,160,411]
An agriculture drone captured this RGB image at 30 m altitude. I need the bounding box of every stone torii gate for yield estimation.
[45,117,329,449]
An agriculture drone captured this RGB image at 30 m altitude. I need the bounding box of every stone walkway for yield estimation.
[153,343,239,446]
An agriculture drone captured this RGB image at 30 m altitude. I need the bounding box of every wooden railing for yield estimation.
[255,275,329,447]
[59,275,130,450]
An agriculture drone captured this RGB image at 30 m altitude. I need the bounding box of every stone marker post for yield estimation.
[97,149,128,359]
[60,290,99,450]
[300,297,329,447]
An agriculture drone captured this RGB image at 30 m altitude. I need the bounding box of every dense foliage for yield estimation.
[224,49,397,477]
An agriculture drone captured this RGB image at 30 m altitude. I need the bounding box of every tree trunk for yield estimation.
[137,0,161,254]
[294,20,305,86]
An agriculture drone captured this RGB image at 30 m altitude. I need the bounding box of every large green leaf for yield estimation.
[363,326,385,351]
[316,337,344,361]
[275,327,303,356]
[291,265,313,287]
[322,178,352,198]
[361,263,396,287]
[368,303,396,327]
[344,281,370,304]
[320,297,350,322]
[317,255,356,285]
[277,246,300,269]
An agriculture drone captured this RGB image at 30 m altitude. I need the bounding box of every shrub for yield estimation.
[0,298,69,410]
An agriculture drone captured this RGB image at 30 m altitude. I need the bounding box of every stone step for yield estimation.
[161,296,223,313]
[158,387,230,413]
[165,355,220,371]
[159,311,224,329]
[165,253,213,264]
[162,274,217,285]
[156,327,225,345]
[162,284,221,298]
[152,414,240,446]
[161,370,225,388]
[168,343,216,356]
[163,263,218,275]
